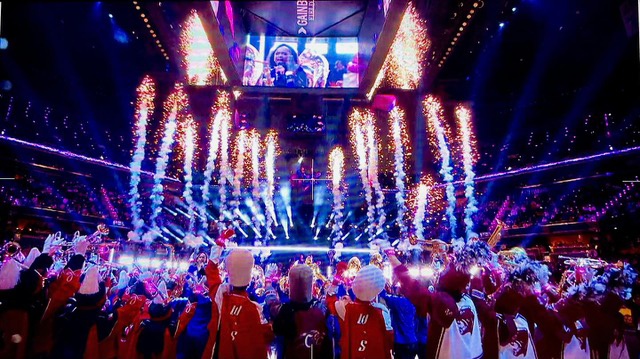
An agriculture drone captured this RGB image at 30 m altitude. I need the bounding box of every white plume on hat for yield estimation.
[0,260,21,290]
[352,265,385,302]
[43,232,64,253]
[78,266,100,295]
[225,249,254,287]
[153,281,168,304]
[43,234,54,253]
[23,248,41,268]
[116,270,129,289]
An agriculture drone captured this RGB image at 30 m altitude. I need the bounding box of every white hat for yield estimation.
[0,260,21,290]
[23,248,41,269]
[352,265,385,302]
[78,266,100,295]
[225,249,254,287]
[153,281,168,304]
[116,270,129,289]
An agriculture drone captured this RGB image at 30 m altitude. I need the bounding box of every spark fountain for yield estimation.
[129,75,156,239]
[150,84,187,236]
[218,107,232,223]
[264,130,279,238]
[423,95,457,240]
[349,109,375,238]
[200,108,222,232]
[179,9,226,86]
[328,146,345,243]
[389,106,409,239]
[413,183,429,241]
[249,129,263,236]
[200,91,231,231]
[232,130,248,218]
[455,104,478,240]
[182,116,197,233]
[364,110,386,231]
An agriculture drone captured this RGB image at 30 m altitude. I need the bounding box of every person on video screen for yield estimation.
[263,44,308,88]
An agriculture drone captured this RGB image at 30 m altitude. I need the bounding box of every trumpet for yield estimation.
[408,237,450,252]
[86,223,110,244]
[558,255,608,269]
[1,241,22,261]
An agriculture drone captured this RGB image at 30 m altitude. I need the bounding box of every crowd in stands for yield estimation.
[2,93,640,176]
[0,174,130,223]
[477,112,640,172]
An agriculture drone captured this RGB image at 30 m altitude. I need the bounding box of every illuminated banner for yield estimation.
[239,1,363,37]
[296,0,315,34]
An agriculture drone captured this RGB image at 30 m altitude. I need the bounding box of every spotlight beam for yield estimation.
[470,145,640,183]
[234,245,372,253]
[0,135,179,182]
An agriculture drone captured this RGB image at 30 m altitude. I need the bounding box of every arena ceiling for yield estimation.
[0,0,637,147]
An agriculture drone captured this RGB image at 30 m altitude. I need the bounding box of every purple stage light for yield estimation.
[0,135,180,183]
[472,145,640,183]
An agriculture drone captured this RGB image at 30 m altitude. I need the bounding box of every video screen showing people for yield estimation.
[242,36,359,88]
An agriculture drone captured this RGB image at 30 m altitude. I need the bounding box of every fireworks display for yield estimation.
[264,130,279,237]
[179,10,226,86]
[218,108,232,222]
[123,79,483,247]
[201,91,231,232]
[405,175,438,246]
[423,95,457,239]
[182,116,197,234]
[366,111,386,229]
[129,75,156,238]
[369,4,430,98]
[167,83,193,172]
[200,112,221,230]
[349,109,376,237]
[413,183,429,241]
[149,84,183,235]
[328,146,345,242]
[232,129,248,214]
[455,104,478,240]
[389,106,409,239]
[249,128,263,234]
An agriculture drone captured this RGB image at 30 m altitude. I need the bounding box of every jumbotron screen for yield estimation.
[242,36,359,88]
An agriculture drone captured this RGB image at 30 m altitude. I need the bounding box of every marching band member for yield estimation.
[266,263,331,359]
[335,264,394,359]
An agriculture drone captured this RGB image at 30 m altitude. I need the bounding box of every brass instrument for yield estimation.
[305,255,329,285]
[279,274,289,293]
[558,255,608,269]
[252,264,266,290]
[1,241,22,261]
[498,247,527,261]
[86,223,110,244]
[487,220,504,249]
[408,237,450,251]
[557,269,571,294]
[343,257,362,283]
[369,253,383,270]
